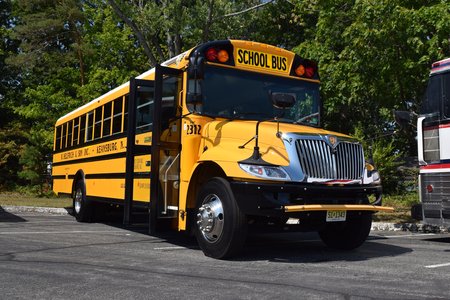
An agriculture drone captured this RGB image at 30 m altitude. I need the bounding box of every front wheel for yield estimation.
[319,213,372,250]
[194,177,247,259]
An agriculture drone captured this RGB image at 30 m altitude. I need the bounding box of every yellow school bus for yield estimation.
[52,40,393,258]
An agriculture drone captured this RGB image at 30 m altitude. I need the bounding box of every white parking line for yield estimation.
[425,262,450,269]
[376,233,436,238]
[153,246,186,250]
[0,230,126,235]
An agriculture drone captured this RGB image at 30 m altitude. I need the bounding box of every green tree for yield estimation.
[0,0,25,190]
[6,0,154,193]
[294,0,450,193]
[6,0,85,192]
[107,0,291,63]
[77,2,147,101]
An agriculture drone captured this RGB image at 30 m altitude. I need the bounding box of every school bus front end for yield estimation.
[181,40,392,258]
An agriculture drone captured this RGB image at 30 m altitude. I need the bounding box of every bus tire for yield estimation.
[318,213,372,250]
[194,177,247,259]
[73,180,93,223]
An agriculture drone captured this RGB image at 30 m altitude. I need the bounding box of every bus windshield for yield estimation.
[193,65,320,126]
[421,72,450,118]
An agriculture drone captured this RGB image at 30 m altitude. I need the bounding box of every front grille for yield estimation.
[421,173,450,220]
[295,139,364,180]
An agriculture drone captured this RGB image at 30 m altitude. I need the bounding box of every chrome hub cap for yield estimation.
[74,189,82,214]
[197,194,224,243]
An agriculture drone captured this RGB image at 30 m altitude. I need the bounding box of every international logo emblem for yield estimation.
[327,135,338,153]
[328,135,337,146]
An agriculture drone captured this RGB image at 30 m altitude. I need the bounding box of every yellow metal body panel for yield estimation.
[197,120,349,178]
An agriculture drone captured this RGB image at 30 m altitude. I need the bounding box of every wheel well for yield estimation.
[71,170,85,198]
[186,161,226,219]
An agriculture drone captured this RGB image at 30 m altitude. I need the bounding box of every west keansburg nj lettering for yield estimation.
[96,142,118,154]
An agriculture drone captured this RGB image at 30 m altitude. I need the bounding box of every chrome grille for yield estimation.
[295,139,364,180]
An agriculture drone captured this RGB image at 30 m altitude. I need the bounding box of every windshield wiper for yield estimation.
[229,111,272,120]
[294,112,319,125]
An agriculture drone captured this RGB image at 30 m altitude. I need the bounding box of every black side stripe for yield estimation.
[85,172,151,179]
[53,172,151,180]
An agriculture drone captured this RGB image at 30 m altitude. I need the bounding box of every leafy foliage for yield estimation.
[1,0,450,196]
[294,0,450,193]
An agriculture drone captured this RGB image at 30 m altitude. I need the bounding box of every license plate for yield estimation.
[326,210,346,222]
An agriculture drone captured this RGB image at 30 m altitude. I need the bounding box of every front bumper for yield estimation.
[229,180,389,217]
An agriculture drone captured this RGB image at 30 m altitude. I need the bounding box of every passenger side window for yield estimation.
[55,126,62,151]
[79,115,86,145]
[136,87,154,134]
[86,111,94,142]
[103,102,112,137]
[112,97,123,135]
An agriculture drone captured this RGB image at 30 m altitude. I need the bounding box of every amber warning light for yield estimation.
[294,62,316,79]
[206,47,230,63]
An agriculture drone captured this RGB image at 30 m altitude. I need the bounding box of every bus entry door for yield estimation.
[150,65,183,232]
[124,78,154,226]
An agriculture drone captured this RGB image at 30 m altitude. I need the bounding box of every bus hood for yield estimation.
[200,120,353,167]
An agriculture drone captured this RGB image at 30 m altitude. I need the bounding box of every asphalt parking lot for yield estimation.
[1,210,450,299]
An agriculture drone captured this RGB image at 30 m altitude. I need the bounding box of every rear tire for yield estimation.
[319,213,372,250]
[73,180,93,222]
[194,177,247,259]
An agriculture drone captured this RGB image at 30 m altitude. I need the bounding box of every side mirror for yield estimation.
[188,56,205,79]
[394,110,415,128]
[271,92,296,109]
[187,92,203,105]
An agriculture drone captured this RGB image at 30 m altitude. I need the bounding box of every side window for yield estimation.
[161,76,180,130]
[103,102,112,137]
[136,87,154,134]
[67,120,73,147]
[444,74,450,118]
[124,95,129,132]
[94,107,102,140]
[73,117,80,146]
[112,97,123,134]
[80,115,86,145]
[55,126,62,151]
[422,76,441,115]
[61,123,67,149]
[86,111,94,142]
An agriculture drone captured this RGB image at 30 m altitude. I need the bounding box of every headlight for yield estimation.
[363,163,381,184]
[239,163,291,181]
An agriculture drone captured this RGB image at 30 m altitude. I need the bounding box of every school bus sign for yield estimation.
[235,48,289,74]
